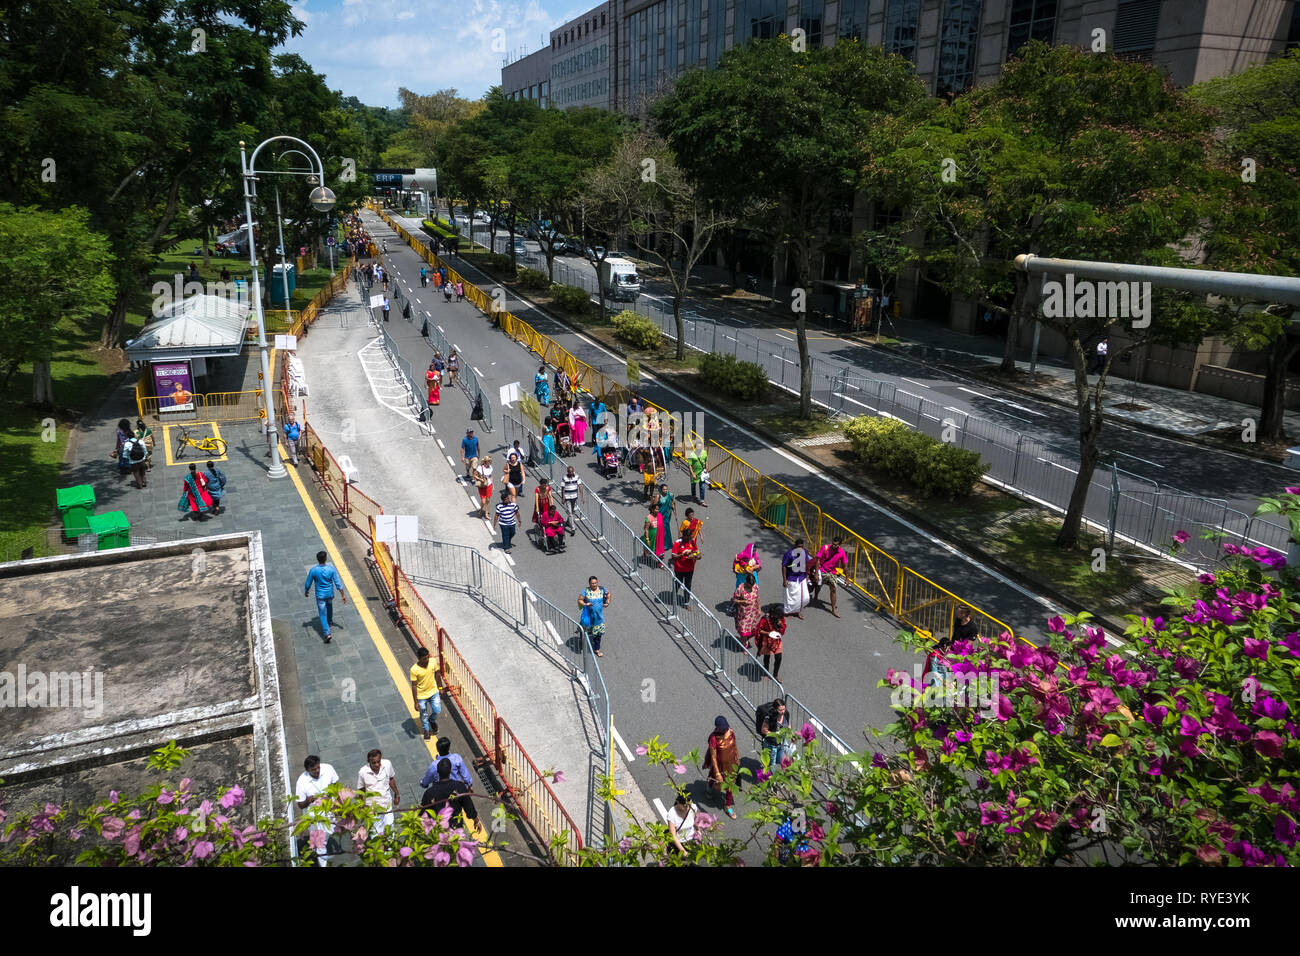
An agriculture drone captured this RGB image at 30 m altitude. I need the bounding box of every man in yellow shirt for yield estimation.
[410,646,442,740]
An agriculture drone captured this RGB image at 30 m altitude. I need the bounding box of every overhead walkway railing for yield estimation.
[375,206,1016,649]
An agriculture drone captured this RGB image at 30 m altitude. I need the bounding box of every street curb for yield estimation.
[461,260,1135,640]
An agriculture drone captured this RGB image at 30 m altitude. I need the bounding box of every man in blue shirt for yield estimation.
[419,737,474,790]
[283,414,302,466]
[460,428,480,483]
[304,549,347,642]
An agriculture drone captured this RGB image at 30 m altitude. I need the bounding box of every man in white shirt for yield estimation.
[560,465,584,515]
[295,755,340,866]
[357,748,400,835]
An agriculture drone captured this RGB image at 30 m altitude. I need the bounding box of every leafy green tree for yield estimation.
[655,37,927,417]
[1190,49,1300,444]
[586,129,739,359]
[869,43,1223,549]
[0,204,115,405]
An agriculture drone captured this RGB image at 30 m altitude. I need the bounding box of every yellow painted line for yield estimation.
[280,443,504,867]
[162,422,229,466]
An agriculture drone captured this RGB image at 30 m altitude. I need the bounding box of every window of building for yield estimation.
[708,0,726,66]
[799,0,823,47]
[839,0,868,40]
[540,80,549,106]
[602,12,606,28]
[1007,0,1057,59]
[937,0,981,97]
[666,0,678,71]
[883,0,920,62]
[1112,0,1161,61]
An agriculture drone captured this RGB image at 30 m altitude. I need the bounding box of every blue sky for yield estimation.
[285,0,587,107]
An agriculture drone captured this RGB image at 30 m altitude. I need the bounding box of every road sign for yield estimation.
[326,236,336,246]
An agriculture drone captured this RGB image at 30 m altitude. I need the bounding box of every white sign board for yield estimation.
[274,334,298,351]
[499,381,520,408]
[373,514,419,545]
[369,293,385,309]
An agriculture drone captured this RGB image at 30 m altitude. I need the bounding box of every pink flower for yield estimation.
[672,765,686,776]
[1196,844,1221,864]
[109,790,119,803]
[432,849,451,866]
[156,790,175,805]
[457,844,476,866]
[552,771,566,784]
[798,722,817,744]
[1253,731,1284,758]
[1173,530,1190,545]
[695,811,716,832]
[1243,638,1269,661]
[192,840,215,860]
[100,817,125,840]
[955,830,975,847]
[308,829,327,850]
[1286,487,1300,495]
[634,746,648,756]
[123,828,141,856]
[219,786,245,810]
[756,769,771,782]
[1197,573,1216,585]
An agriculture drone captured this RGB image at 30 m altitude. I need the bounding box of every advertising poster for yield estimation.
[153,361,195,411]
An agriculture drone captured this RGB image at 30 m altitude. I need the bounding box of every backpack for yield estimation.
[755,702,774,737]
[128,439,146,462]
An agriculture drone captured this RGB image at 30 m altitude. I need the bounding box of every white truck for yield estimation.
[599,257,642,301]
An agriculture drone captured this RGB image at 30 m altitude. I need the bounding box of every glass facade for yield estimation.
[800,0,823,47]
[749,0,785,40]
[937,0,981,96]
[707,0,726,66]
[1007,0,1057,59]
[883,0,920,62]
[838,0,868,41]
[686,0,702,65]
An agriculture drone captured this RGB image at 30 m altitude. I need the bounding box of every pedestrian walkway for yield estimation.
[366,210,1006,858]
[59,337,511,865]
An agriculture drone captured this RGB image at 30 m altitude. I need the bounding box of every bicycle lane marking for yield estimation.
[279,438,504,867]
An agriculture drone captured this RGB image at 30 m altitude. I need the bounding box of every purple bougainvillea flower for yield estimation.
[798,722,817,744]
[432,849,451,866]
[100,817,125,840]
[996,695,1015,721]
[1254,695,1288,721]
[457,844,476,867]
[780,756,793,769]
[954,830,975,847]
[696,811,716,832]
[1142,703,1167,725]
[1180,715,1205,738]
[219,786,245,810]
[635,746,648,756]
[309,829,327,850]
[808,822,826,842]
[941,737,958,755]
[192,840,215,860]
[1196,845,1221,864]
[156,790,174,805]
[1280,633,1300,657]
[1173,530,1190,545]
[756,768,771,783]
[1253,731,1284,758]
[1286,487,1300,495]
[1197,573,1216,585]
[871,752,888,769]
[1222,543,1243,557]
[1146,759,1163,777]
[1243,638,1270,661]
[552,771,567,784]
[1047,615,1068,634]
[979,803,1009,826]
[1275,814,1298,848]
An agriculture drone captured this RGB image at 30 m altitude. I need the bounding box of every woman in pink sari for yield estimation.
[642,500,666,564]
[569,402,588,447]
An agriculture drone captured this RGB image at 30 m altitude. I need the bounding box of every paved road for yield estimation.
[361,211,1101,839]
[448,217,1292,563]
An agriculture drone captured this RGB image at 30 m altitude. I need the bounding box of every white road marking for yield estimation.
[446,455,455,466]
[504,552,516,567]
[611,721,635,763]
[957,386,1047,418]
[473,366,484,376]
[553,323,1065,624]
[436,439,445,449]
[1113,450,1165,469]
[438,325,445,333]
[652,798,670,822]
[900,377,930,389]
[775,333,794,342]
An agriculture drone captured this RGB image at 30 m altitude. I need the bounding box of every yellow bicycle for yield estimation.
[174,424,227,460]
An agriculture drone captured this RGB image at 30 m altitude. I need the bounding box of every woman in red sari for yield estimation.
[732,573,761,649]
[426,362,441,406]
[756,605,787,681]
[705,716,741,818]
[177,463,214,519]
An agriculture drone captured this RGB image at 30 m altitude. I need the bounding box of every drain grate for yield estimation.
[791,433,848,447]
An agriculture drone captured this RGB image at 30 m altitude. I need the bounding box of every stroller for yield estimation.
[555,422,575,457]
[598,444,623,479]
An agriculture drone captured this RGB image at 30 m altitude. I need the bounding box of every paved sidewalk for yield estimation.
[58,346,512,864]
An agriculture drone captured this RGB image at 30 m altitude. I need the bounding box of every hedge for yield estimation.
[549,283,592,315]
[611,311,662,350]
[422,218,457,240]
[516,267,550,290]
[698,352,769,401]
[842,416,984,498]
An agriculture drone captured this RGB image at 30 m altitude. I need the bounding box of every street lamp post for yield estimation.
[239,137,335,479]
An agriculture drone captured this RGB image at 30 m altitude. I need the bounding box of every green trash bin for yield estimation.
[85,510,131,551]
[56,485,97,540]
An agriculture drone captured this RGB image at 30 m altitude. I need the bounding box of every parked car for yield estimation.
[585,245,606,261]
[560,236,585,255]
[473,210,491,224]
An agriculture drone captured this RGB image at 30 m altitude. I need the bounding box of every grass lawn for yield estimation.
[0,238,343,559]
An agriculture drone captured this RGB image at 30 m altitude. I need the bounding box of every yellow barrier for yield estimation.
[372,208,1015,644]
